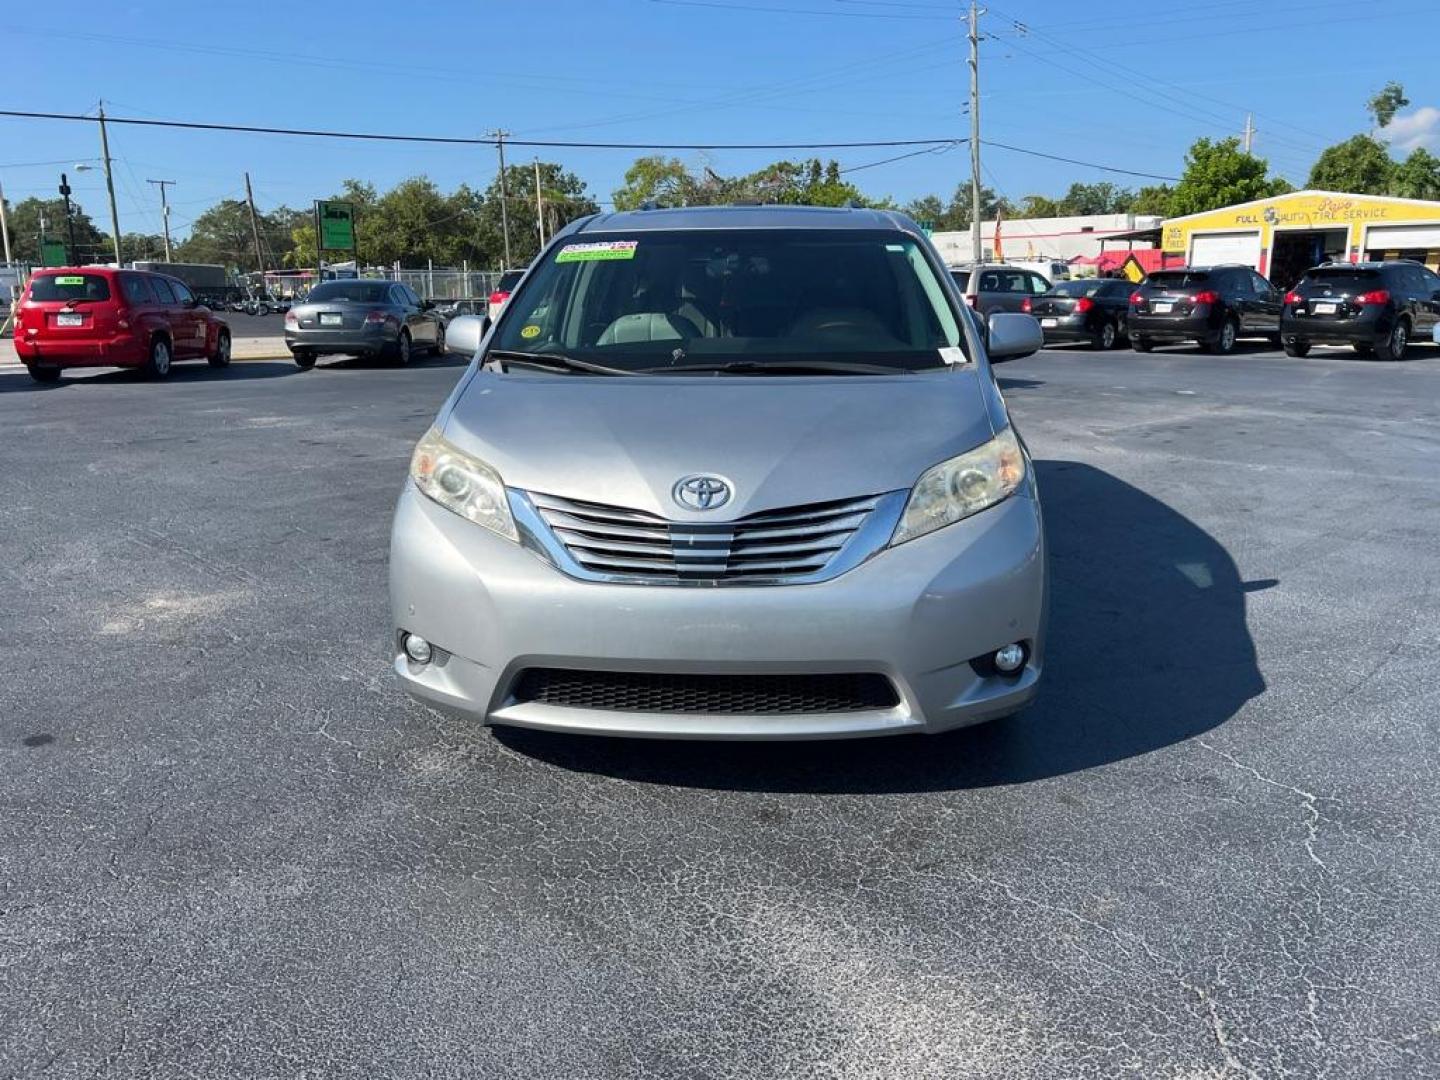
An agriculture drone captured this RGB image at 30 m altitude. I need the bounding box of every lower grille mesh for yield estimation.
[512,668,900,715]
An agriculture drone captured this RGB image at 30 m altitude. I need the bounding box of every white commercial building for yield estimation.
[931,213,1163,266]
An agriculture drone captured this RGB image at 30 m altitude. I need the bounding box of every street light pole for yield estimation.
[59,173,78,265]
[147,178,176,262]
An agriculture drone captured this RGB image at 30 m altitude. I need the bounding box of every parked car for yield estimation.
[284,279,445,369]
[12,266,231,384]
[950,263,1050,316]
[488,270,525,317]
[389,204,1046,741]
[1026,278,1132,349]
[1281,260,1440,360]
[1128,265,1282,354]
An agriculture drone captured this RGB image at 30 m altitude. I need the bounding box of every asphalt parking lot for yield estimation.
[3,343,1439,1078]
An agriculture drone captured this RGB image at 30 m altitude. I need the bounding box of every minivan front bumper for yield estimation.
[388,481,1047,740]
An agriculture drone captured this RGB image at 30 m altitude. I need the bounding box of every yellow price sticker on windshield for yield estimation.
[520,324,542,339]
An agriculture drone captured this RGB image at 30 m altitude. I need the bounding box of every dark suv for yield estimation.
[1128,265,1281,354]
[1281,261,1440,360]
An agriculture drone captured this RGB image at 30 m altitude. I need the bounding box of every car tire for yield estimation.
[208,330,231,368]
[1379,318,1409,361]
[256,303,270,317]
[432,323,446,356]
[26,364,62,384]
[1132,335,1154,353]
[1093,320,1118,350]
[144,335,173,379]
[1283,338,1311,358]
[293,349,317,370]
[392,330,413,366]
[1206,317,1239,355]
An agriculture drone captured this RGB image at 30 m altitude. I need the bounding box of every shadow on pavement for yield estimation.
[497,460,1266,793]
[996,376,1045,391]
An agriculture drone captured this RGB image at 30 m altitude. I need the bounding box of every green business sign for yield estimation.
[315,200,356,252]
[40,241,68,267]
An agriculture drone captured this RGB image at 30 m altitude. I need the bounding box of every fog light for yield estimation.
[403,633,433,664]
[993,643,1026,674]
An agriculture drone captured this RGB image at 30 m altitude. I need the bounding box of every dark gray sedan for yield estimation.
[284,280,445,369]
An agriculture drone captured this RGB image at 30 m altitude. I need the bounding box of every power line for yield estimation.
[983,140,1178,182]
[0,110,965,151]
[647,0,954,18]
[840,142,961,173]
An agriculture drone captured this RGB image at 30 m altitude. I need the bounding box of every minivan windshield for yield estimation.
[491,229,967,374]
[28,273,112,303]
[307,281,392,303]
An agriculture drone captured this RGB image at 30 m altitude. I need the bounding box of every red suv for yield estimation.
[14,267,232,384]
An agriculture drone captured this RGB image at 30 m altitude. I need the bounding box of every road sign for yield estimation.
[315,201,356,252]
[40,241,67,267]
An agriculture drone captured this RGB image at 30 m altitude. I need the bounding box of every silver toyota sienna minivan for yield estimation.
[389,205,1047,739]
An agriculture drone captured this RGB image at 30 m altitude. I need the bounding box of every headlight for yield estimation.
[891,427,1026,545]
[409,427,518,541]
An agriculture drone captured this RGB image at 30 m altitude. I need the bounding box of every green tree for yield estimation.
[1307,135,1395,195]
[1129,184,1174,217]
[1012,194,1062,219]
[1057,181,1133,215]
[1168,137,1292,217]
[2,196,107,264]
[121,233,168,262]
[475,163,598,269]
[1368,81,1410,132]
[902,193,946,228]
[612,156,699,210]
[1392,147,1440,200]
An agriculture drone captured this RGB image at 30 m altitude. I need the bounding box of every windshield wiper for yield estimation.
[486,349,637,377]
[646,359,913,376]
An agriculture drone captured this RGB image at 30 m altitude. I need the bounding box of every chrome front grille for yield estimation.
[524,490,896,585]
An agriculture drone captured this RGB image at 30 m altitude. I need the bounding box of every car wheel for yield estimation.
[293,349,317,370]
[393,330,413,366]
[432,324,446,356]
[1093,320,1118,350]
[257,303,270,317]
[1380,318,1409,361]
[26,364,62,384]
[1351,342,1374,356]
[1283,338,1311,358]
[208,330,232,368]
[1207,317,1239,355]
[144,336,173,378]
[1132,336,1154,353]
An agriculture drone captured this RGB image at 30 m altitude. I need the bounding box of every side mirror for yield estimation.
[987,312,1043,361]
[444,314,486,357]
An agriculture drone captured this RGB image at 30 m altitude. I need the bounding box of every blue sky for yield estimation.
[3,0,1438,242]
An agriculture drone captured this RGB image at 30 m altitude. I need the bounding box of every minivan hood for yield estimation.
[442,369,997,517]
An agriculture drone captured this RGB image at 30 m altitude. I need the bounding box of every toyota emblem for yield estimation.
[673,475,732,511]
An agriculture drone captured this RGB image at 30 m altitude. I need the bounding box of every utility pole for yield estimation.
[147,179,176,261]
[490,130,513,268]
[1242,113,1256,154]
[533,158,546,248]
[243,172,266,276]
[97,103,123,266]
[967,3,979,264]
[0,178,13,268]
[968,1,985,264]
[59,173,78,265]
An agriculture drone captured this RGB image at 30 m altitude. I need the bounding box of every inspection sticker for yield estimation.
[520,324,542,339]
[54,276,86,285]
[556,240,639,263]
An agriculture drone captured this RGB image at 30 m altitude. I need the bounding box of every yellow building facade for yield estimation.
[1161,190,1440,286]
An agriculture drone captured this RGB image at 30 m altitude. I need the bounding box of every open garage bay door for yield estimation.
[1189,231,1262,269]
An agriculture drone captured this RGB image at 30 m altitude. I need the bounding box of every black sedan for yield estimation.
[1025,278,1133,349]
[284,280,445,369]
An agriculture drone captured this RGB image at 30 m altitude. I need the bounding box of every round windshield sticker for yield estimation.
[520,324,542,339]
